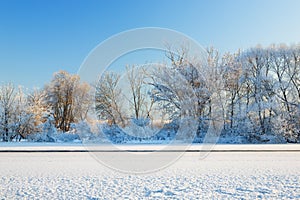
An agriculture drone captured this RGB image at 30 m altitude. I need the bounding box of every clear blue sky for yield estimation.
[1,0,300,89]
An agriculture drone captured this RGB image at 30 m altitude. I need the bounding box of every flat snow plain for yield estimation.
[0,144,299,199]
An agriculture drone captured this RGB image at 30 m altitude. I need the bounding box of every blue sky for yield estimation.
[1,0,300,89]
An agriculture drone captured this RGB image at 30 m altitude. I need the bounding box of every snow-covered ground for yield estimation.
[0,144,299,199]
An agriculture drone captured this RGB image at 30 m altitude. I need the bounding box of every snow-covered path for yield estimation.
[0,145,299,199]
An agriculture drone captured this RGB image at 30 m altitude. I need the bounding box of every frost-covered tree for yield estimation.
[126,65,154,125]
[149,47,202,119]
[150,47,222,127]
[238,47,276,138]
[220,51,243,133]
[127,65,146,120]
[0,84,36,141]
[73,82,92,122]
[44,71,91,132]
[11,86,36,141]
[268,44,300,142]
[27,89,49,131]
[95,72,126,126]
[0,83,16,141]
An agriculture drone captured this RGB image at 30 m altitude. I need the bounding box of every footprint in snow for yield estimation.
[165,191,175,196]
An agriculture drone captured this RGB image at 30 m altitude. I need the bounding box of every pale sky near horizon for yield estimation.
[1,0,300,89]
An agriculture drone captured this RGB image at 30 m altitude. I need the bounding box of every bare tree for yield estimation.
[27,89,49,131]
[73,82,92,122]
[221,51,243,132]
[95,72,126,127]
[44,71,91,132]
[0,83,16,141]
[269,44,300,142]
[126,65,155,120]
[12,86,36,141]
[239,47,276,136]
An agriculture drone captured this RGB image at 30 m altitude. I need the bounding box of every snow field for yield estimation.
[0,145,299,199]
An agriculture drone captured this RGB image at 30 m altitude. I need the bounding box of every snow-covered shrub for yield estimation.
[122,118,159,139]
[27,116,57,142]
[101,124,134,143]
[55,132,80,143]
[73,121,102,142]
[27,122,81,143]
[150,120,178,141]
[27,132,56,142]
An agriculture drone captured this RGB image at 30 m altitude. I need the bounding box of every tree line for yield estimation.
[0,44,299,143]
[95,44,300,143]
